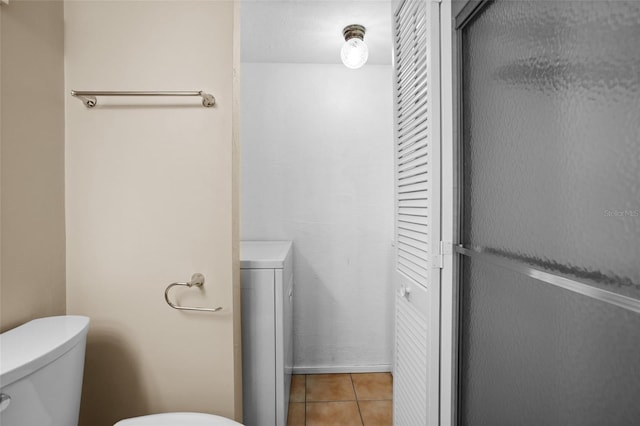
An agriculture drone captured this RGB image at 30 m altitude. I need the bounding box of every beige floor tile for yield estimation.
[351,373,393,400]
[306,401,363,426]
[358,400,392,426]
[306,374,356,401]
[287,402,305,426]
[290,375,306,402]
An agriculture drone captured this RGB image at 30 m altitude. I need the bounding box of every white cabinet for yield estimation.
[241,241,294,426]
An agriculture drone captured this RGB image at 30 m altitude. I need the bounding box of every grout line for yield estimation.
[356,399,394,401]
[350,373,365,426]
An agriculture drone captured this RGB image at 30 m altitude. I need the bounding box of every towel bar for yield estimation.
[71,90,216,108]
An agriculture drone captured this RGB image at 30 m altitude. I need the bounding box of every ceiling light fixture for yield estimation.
[341,24,368,69]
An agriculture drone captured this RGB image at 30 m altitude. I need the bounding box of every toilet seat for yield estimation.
[113,412,243,426]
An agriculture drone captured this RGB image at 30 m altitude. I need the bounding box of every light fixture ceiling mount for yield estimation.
[343,24,366,42]
[341,24,368,69]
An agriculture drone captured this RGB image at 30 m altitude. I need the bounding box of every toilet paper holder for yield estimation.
[164,273,223,312]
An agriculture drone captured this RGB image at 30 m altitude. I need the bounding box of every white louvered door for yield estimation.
[392,0,441,425]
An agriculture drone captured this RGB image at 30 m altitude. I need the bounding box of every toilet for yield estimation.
[114,412,242,425]
[0,316,242,426]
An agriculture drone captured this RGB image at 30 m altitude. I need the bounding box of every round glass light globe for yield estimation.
[341,38,369,69]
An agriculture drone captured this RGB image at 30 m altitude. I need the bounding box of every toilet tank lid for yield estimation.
[0,315,90,388]
[114,412,243,426]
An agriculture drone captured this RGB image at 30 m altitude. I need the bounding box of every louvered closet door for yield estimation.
[393,0,441,425]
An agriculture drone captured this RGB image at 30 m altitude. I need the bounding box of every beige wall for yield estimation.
[0,0,66,333]
[64,1,241,425]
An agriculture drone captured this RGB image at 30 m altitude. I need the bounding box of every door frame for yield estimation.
[439,1,483,425]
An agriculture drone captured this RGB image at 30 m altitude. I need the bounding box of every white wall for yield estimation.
[1,0,66,332]
[65,2,241,425]
[241,63,394,372]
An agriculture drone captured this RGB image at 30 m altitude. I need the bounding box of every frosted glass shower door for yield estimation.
[455,1,640,425]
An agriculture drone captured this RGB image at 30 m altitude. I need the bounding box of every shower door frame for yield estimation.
[439,1,491,425]
[442,1,640,425]
[449,3,491,425]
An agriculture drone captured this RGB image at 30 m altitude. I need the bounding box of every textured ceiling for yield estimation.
[241,0,393,65]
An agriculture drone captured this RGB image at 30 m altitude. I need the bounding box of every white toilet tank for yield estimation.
[0,316,90,426]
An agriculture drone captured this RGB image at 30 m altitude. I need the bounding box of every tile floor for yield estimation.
[287,373,393,426]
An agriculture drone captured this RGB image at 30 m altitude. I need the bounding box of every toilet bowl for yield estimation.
[114,412,243,426]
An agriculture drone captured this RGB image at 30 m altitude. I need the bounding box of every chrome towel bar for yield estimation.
[164,273,222,313]
[70,90,216,108]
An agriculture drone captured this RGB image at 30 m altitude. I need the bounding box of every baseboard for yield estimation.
[292,364,392,375]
